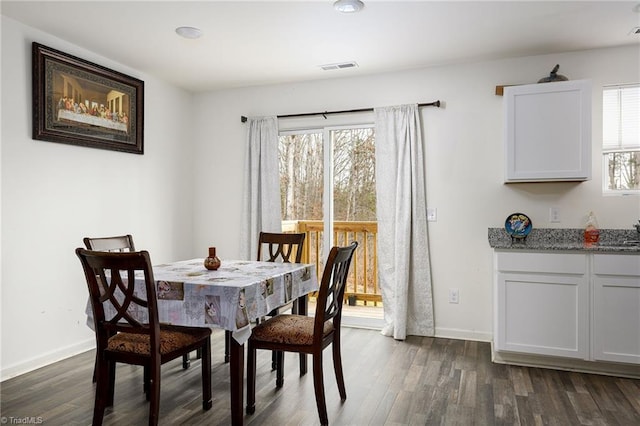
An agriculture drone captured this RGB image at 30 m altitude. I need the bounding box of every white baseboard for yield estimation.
[343,323,493,342]
[342,316,385,330]
[435,327,492,343]
[1,338,94,382]
[491,344,640,379]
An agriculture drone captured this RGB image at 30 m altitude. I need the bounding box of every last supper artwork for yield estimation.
[51,69,131,139]
[33,42,143,154]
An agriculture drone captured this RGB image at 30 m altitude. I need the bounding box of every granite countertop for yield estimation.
[488,228,640,253]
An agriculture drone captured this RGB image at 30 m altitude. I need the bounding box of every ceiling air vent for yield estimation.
[319,61,359,71]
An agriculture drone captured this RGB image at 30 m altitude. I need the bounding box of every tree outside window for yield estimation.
[278,128,376,221]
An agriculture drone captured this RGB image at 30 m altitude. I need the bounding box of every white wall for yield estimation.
[191,45,640,342]
[0,17,196,380]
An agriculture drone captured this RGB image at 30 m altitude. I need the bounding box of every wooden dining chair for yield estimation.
[246,241,358,426]
[76,248,212,426]
[84,235,196,377]
[224,232,306,371]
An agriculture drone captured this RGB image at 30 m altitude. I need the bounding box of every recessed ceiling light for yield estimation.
[175,26,202,39]
[334,0,364,14]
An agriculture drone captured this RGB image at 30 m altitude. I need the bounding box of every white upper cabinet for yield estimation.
[504,80,592,182]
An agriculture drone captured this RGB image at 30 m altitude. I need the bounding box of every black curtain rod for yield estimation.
[240,100,441,123]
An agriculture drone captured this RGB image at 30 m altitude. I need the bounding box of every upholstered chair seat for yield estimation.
[250,315,334,346]
[107,325,211,356]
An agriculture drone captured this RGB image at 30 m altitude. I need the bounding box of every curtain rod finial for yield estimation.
[241,116,248,123]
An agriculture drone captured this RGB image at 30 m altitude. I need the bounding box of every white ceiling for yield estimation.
[2,1,639,92]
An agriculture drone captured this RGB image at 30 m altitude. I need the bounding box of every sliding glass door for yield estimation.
[279,125,379,311]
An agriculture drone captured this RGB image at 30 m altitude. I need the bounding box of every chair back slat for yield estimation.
[97,267,149,330]
[84,234,135,252]
[77,249,160,348]
[313,242,358,339]
[257,232,305,263]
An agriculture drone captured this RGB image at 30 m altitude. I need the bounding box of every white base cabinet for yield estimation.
[592,254,640,364]
[495,252,588,358]
[494,251,640,366]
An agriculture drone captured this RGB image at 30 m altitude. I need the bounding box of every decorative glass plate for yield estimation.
[505,213,532,239]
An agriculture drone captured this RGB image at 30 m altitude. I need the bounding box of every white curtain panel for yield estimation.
[374,104,434,339]
[239,116,283,260]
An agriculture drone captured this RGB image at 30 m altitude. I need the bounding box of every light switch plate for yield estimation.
[427,207,437,222]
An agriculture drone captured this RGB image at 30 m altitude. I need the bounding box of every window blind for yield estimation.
[603,84,640,150]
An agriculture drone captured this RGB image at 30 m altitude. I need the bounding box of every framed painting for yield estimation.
[32,42,144,154]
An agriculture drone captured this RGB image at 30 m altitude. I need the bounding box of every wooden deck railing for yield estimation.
[282,220,382,305]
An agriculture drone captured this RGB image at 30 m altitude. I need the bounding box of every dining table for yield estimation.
[85,258,319,425]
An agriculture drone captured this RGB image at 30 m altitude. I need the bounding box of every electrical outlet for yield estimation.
[549,207,561,223]
[448,288,459,304]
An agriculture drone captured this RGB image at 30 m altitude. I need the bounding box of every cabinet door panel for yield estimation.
[496,273,588,358]
[504,80,591,182]
[592,276,640,364]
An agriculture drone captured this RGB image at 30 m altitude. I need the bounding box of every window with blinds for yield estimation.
[603,84,640,192]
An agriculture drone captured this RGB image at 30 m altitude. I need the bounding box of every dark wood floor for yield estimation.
[2,327,639,425]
